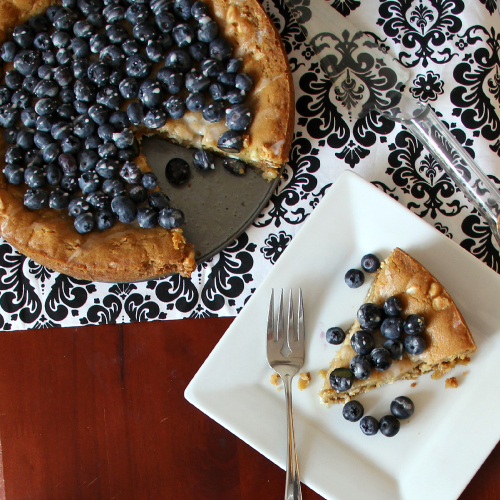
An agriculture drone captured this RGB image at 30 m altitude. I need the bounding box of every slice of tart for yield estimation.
[319,248,476,406]
[0,0,294,282]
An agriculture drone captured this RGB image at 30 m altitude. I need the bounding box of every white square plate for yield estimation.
[185,170,500,500]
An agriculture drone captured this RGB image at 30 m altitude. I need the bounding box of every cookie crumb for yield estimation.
[445,377,458,388]
[270,372,281,389]
[318,369,327,380]
[297,372,311,391]
[411,382,417,388]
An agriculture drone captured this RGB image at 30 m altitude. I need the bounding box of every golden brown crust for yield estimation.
[319,248,476,405]
[0,0,294,281]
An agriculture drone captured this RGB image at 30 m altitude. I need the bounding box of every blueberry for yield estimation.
[33,32,52,51]
[78,149,99,171]
[119,161,142,184]
[36,115,55,133]
[379,415,400,437]
[44,162,63,185]
[217,130,242,153]
[74,212,95,233]
[342,400,364,422]
[49,189,70,209]
[96,86,122,110]
[345,269,364,288]
[226,104,252,131]
[52,30,71,48]
[390,396,415,419]
[370,347,392,371]
[357,303,383,331]
[360,416,379,436]
[383,339,405,360]
[149,192,170,210]
[155,12,175,33]
[226,58,242,73]
[127,101,145,125]
[325,326,345,345]
[113,129,135,149]
[53,9,79,31]
[95,209,115,230]
[87,12,105,28]
[56,47,72,65]
[123,39,140,56]
[24,149,44,168]
[185,92,205,112]
[164,49,192,73]
[106,24,128,44]
[164,96,186,119]
[73,20,94,38]
[88,61,110,87]
[109,69,125,87]
[13,25,34,49]
[350,330,375,355]
[361,253,380,273]
[222,157,246,176]
[59,87,75,103]
[68,197,90,216]
[34,79,59,98]
[110,112,130,131]
[128,184,147,203]
[157,68,184,93]
[165,158,190,185]
[0,86,12,106]
[16,129,35,149]
[23,75,42,95]
[380,316,404,339]
[89,33,107,54]
[235,72,253,92]
[126,5,150,26]
[3,163,25,184]
[142,171,158,190]
[192,149,214,170]
[202,101,224,122]
[197,17,218,43]
[139,79,163,108]
[0,105,19,128]
[98,142,118,159]
[60,135,82,155]
[41,50,57,67]
[51,121,73,141]
[88,104,110,125]
[383,296,404,317]
[86,190,109,209]
[103,4,125,22]
[5,70,23,89]
[133,22,159,45]
[403,314,425,335]
[189,41,208,61]
[111,195,137,223]
[349,354,372,380]
[5,146,24,164]
[60,174,79,193]
[329,367,354,392]
[145,40,164,62]
[4,128,18,144]
[1,41,17,62]
[173,0,193,20]
[53,66,73,87]
[24,188,48,209]
[74,79,97,102]
[404,335,426,355]
[100,45,125,68]
[185,70,210,92]
[11,90,31,109]
[97,123,114,142]
[125,54,152,79]
[73,114,96,139]
[33,131,52,149]
[79,170,101,193]
[218,71,236,87]
[72,37,90,58]
[85,134,102,149]
[96,159,119,179]
[143,107,168,128]
[58,152,78,174]
[191,1,208,19]
[158,208,184,229]
[45,5,65,22]
[137,207,158,228]
[172,23,194,47]
[201,58,223,78]
[209,38,232,61]
[151,0,171,15]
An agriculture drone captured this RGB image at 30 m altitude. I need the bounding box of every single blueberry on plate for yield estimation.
[379,415,400,437]
[383,339,405,360]
[404,335,426,356]
[380,316,404,339]
[350,330,375,355]
[344,269,364,288]
[325,326,345,345]
[361,253,380,273]
[370,347,392,371]
[165,158,190,185]
[390,396,415,419]
[357,303,383,331]
[383,296,404,317]
[158,208,185,229]
[192,149,214,170]
[329,367,354,392]
[349,354,372,380]
[403,314,425,335]
[222,158,246,176]
[359,416,379,436]
[342,400,364,422]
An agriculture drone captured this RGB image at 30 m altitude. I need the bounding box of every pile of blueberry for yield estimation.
[0,0,253,233]
[327,253,428,393]
[342,395,415,437]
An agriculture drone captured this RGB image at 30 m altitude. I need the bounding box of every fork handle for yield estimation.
[283,374,302,500]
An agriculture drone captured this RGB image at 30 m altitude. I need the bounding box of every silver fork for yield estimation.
[267,289,305,500]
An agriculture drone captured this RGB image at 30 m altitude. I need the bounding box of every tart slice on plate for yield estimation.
[319,248,477,405]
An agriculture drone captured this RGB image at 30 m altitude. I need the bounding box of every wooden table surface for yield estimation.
[0,317,497,500]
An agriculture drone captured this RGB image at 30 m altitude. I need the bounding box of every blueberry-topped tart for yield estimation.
[0,0,294,281]
[320,248,476,405]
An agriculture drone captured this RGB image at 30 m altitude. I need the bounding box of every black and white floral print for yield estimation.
[1,0,500,330]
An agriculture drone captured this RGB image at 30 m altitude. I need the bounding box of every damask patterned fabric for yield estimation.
[1,0,500,331]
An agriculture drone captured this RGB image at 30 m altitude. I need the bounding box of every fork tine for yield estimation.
[277,289,284,342]
[297,288,304,342]
[287,289,294,344]
[267,289,274,341]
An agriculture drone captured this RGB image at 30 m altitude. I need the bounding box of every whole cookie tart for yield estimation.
[0,0,294,282]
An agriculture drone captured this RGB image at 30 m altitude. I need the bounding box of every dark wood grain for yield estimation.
[0,318,496,500]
